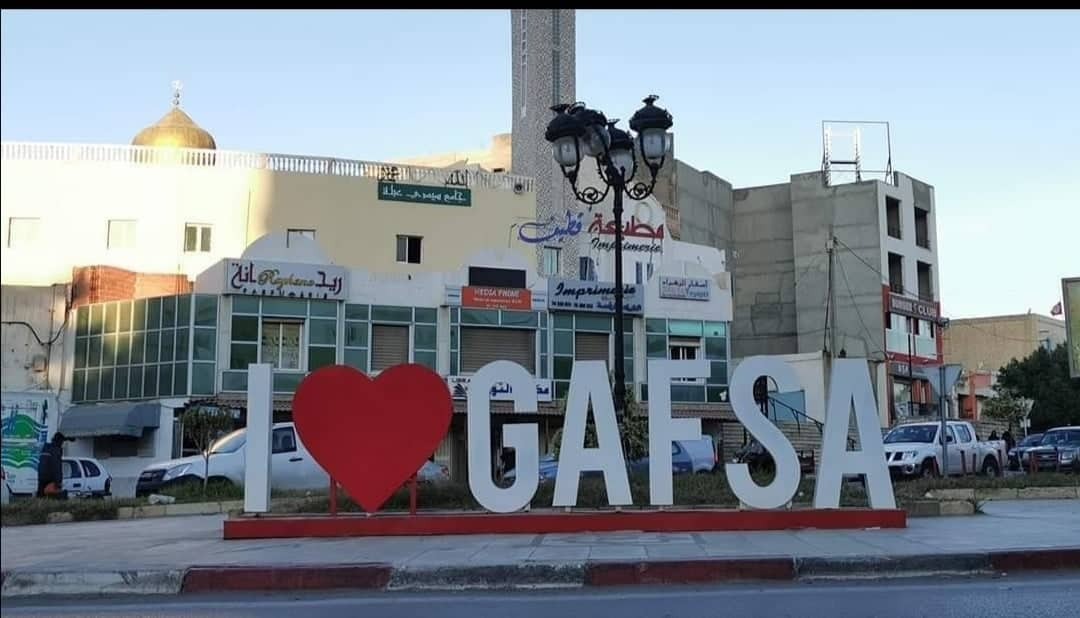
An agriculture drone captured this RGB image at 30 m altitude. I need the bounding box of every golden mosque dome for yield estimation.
[131,81,216,150]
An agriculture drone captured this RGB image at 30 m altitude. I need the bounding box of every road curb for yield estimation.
[4,547,1079,597]
[180,564,392,593]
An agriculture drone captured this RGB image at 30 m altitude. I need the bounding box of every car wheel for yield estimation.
[980,456,1000,477]
[920,460,936,478]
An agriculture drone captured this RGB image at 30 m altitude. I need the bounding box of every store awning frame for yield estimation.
[58,403,161,438]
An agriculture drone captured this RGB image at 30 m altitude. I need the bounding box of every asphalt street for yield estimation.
[4,573,1079,618]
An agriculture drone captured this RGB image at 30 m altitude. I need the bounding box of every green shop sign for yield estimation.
[377,181,471,207]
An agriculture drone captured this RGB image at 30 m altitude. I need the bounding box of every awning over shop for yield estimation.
[58,403,161,438]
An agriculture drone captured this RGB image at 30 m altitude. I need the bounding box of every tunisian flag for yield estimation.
[1051,301,1063,316]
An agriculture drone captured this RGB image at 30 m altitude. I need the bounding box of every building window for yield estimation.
[574,332,609,366]
[461,327,535,373]
[886,197,902,239]
[915,207,930,249]
[887,252,904,293]
[542,247,560,276]
[184,224,212,253]
[635,261,654,285]
[669,336,703,383]
[261,320,302,370]
[287,229,315,247]
[396,235,423,264]
[578,257,596,281]
[371,324,409,371]
[107,219,137,250]
[917,261,934,301]
[6,217,40,249]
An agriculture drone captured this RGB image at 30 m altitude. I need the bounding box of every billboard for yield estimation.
[1064,277,1080,379]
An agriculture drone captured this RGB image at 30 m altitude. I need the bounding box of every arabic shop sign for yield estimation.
[226,259,348,300]
[887,292,938,321]
[547,278,644,315]
[448,375,553,402]
[516,210,665,248]
[378,181,471,207]
[659,276,710,301]
[518,210,584,244]
[462,286,533,311]
[587,213,664,240]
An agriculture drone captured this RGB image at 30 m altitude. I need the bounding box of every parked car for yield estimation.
[61,457,112,498]
[1008,432,1043,471]
[1024,426,1080,473]
[731,439,817,476]
[504,436,716,482]
[137,422,446,496]
[882,420,1003,478]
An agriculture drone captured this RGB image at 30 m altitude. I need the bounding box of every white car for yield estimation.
[883,420,1004,478]
[136,422,447,496]
[61,457,112,498]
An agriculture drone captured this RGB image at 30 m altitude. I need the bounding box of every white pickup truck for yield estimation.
[883,420,1005,478]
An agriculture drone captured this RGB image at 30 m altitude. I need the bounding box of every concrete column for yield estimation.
[243,364,273,513]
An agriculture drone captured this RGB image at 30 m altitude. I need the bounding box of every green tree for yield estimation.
[996,343,1080,431]
[181,406,235,494]
[552,385,649,463]
[981,389,1029,434]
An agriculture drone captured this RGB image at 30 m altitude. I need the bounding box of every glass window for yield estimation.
[90,304,104,335]
[345,322,368,348]
[173,362,188,395]
[414,350,437,370]
[74,338,88,368]
[309,300,337,317]
[461,308,499,325]
[72,370,85,401]
[100,368,114,400]
[345,304,369,320]
[76,306,89,337]
[308,319,337,346]
[221,370,247,392]
[414,324,437,350]
[85,369,100,401]
[232,315,259,342]
[176,295,190,327]
[101,334,117,366]
[158,363,173,397]
[147,297,162,330]
[6,217,41,249]
[191,363,215,395]
[159,330,175,364]
[705,337,727,359]
[81,460,102,477]
[272,427,298,454]
[132,299,146,331]
[575,314,612,332]
[119,302,133,332]
[273,372,304,393]
[230,343,258,370]
[647,334,668,358]
[106,219,136,250]
[344,348,368,372]
[371,305,412,323]
[174,327,189,361]
[542,247,560,276]
[668,320,703,337]
[194,295,218,326]
[396,235,423,264]
[710,361,728,384]
[63,460,81,479]
[554,331,573,355]
[183,223,212,253]
[500,310,538,328]
[705,321,727,337]
[232,296,260,314]
[130,332,145,364]
[161,296,176,328]
[261,320,302,370]
[116,333,130,366]
[87,336,102,368]
[143,365,158,397]
[308,346,336,370]
[414,307,437,324]
[104,303,118,333]
[193,329,216,361]
[553,313,573,330]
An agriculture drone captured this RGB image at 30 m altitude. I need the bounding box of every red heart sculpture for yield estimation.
[292,364,452,513]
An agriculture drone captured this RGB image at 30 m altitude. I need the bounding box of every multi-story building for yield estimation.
[672,163,943,426]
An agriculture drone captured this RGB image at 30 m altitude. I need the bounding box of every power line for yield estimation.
[835,251,888,357]
[831,236,890,286]
[793,252,824,289]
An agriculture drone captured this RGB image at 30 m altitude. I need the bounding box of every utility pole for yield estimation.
[825,235,837,358]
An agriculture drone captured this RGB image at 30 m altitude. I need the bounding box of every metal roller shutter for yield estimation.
[371,325,409,371]
[574,332,609,365]
[461,327,535,373]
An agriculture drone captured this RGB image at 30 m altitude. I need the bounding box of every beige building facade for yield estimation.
[943,313,1066,374]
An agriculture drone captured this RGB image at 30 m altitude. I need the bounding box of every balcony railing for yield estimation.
[1,141,535,193]
[916,235,930,249]
[889,281,905,294]
[887,223,902,239]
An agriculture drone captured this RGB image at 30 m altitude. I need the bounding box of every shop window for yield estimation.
[371,324,409,371]
[574,332,609,365]
[261,320,302,370]
[669,336,703,383]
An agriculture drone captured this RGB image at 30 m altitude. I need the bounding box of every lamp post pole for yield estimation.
[545,96,673,418]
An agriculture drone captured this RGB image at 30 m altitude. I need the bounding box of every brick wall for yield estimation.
[71,265,191,307]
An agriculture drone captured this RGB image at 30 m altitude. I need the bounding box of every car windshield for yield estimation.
[208,429,246,454]
[884,425,937,444]
[1018,434,1043,447]
[1041,430,1080,446]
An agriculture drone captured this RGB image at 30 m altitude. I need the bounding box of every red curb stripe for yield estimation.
[180,564,392,593]
[585,558,795,586]
[989,549,1080,572]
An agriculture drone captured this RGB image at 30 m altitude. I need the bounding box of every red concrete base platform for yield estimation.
[223,508,906,539]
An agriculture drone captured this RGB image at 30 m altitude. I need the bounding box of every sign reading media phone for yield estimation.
[226,259,348,300]
[547,278,643,315]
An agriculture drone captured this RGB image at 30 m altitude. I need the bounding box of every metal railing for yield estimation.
[1,141,534,193]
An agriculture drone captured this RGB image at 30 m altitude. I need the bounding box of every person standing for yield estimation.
[35,432,66,499]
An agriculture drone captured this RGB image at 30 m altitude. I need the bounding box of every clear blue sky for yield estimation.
[2,10,1077,319]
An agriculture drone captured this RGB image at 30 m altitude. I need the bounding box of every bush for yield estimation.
[1,497,140,527]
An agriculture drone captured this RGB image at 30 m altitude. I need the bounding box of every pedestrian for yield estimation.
[1003,430,1015,452]
[989,430,999,441]
[35,432,66,499]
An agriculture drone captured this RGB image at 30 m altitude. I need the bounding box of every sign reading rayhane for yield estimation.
[226,260,348,300]
[659,276,710,301]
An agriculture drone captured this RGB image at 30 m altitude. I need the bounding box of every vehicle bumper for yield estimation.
[888,462,921,477]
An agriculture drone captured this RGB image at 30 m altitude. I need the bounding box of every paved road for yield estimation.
[3,500,1078,572]
[4,574,1079,617]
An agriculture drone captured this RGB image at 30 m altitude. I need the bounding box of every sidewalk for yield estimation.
[3,500,1078,596]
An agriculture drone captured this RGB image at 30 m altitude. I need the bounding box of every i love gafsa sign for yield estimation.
[292,356,897,514]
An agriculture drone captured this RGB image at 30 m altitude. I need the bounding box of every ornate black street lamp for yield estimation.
[545,95,673,415]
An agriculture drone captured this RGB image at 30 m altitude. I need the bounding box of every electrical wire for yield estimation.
[835,252,889,357]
